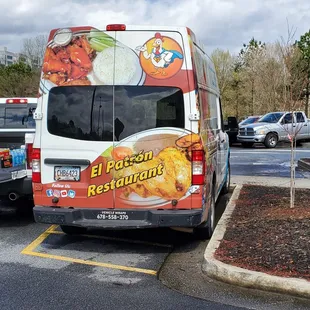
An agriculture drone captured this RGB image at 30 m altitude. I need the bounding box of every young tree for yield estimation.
[211,49,236,117]
[277,22,309,208]
[238,38,266,115]
[211,49,234,95]
[22,34,48,69]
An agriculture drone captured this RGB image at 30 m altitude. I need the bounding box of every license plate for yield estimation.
[96,211,129,220]
[37,213,66,224]
[54,166,80,181]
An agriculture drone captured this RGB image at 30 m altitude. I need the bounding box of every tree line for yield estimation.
[0,35,47,98]
[211,26,310,119]
[0,28,309,121]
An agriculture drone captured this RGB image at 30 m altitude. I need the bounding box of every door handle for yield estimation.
[44,158,91,166]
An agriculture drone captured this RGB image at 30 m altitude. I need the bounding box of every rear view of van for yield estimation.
[33,25,230,239]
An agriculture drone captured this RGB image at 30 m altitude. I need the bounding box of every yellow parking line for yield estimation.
[21,226,158,276]
[22,250,157,275]
[21,226,54,253]
[47,226,172,248]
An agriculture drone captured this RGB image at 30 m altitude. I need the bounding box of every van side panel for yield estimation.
[187,29,221,219]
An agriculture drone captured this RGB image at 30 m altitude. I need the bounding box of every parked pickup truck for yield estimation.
[0,97,36,203]
[237,111,310,148]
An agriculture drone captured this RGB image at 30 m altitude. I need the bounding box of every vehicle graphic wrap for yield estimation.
[35,26,205,210]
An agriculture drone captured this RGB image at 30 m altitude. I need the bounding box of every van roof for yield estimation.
[50,24,193,33]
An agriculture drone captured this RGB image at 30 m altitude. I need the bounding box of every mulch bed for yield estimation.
[214,185,310,281]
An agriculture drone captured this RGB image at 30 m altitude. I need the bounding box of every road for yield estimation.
[0,145,309,309]
[230,144,310,178]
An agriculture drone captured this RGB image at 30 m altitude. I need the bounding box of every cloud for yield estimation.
[1,0,310,55]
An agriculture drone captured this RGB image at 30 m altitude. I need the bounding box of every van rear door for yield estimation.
[39,28,196,211]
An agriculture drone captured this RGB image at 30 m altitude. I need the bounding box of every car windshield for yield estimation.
[258,113,284,123]
[242,117,259,125]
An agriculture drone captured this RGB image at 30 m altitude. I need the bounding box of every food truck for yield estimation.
[32,24,230,239]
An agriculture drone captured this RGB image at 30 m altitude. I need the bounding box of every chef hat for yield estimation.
[154,32,164,42]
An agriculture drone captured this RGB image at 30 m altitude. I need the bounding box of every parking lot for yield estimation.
[0,191,232,310]
[1,143,309,309]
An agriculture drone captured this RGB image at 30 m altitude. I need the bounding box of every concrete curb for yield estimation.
[202,185,310,299]
[298,159,310,172]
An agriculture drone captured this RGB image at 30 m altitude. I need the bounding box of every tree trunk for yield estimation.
[305,82,309,117]
[251,79,254,115]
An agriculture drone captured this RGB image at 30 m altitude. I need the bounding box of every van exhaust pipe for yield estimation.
[8,192,19,201]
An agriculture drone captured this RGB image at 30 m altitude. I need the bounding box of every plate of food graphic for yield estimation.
[108,127,201,207]
[39,28,145,94]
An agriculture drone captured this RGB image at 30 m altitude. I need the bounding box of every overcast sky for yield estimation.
[1,0,309,55]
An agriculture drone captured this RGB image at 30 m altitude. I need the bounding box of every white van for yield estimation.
[32,24,230,239]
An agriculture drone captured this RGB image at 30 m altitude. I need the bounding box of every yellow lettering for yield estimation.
[116,178,124,188]
[106,160,115,174]
[124,175,133,185]
[103,183,110,193]
[139,170,149,181]
[91,165,99,178]
[148,167,158,178]
[133,173,139,183]
[124,157,130,167]
[144,151,153,161]
[115,160,124,171]
[87,185,96,197]
[96,185,103,195]
[110,179,116,190]
[157,164,164,175]
[98,163,103,176]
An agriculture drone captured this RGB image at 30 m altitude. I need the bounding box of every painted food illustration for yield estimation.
[103,132,202,202]
[42,29,143,87]
[43,35,95,86]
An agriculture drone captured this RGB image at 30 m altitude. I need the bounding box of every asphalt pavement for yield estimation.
[230,143,310,179]
[0,200,244,310]
[0,143,309,309]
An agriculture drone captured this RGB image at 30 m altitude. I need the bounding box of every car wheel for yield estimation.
[221,162,230,195]
[264,133,278,148]
[241,142,254,148]
[194,186,216,240]
[60,225,87,235]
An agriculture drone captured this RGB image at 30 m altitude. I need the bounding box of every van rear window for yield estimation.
[0,105,36,128]
[47,86,185,141]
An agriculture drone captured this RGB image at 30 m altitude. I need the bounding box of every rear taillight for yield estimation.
[6,98,28,104]
[32,148,41,183]
[192,150,205,185]
[26,143,33,169]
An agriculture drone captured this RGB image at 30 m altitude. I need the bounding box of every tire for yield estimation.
[241,142,254,148]
[264,133,278,148]
[194,186,216,240]
[60,225,87,235]
[221,161,230,195]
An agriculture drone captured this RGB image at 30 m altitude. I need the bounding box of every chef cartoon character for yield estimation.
[136,33,184,78]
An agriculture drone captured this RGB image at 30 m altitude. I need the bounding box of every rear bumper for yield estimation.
[33,206,203,229]
[0,176,33,197]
